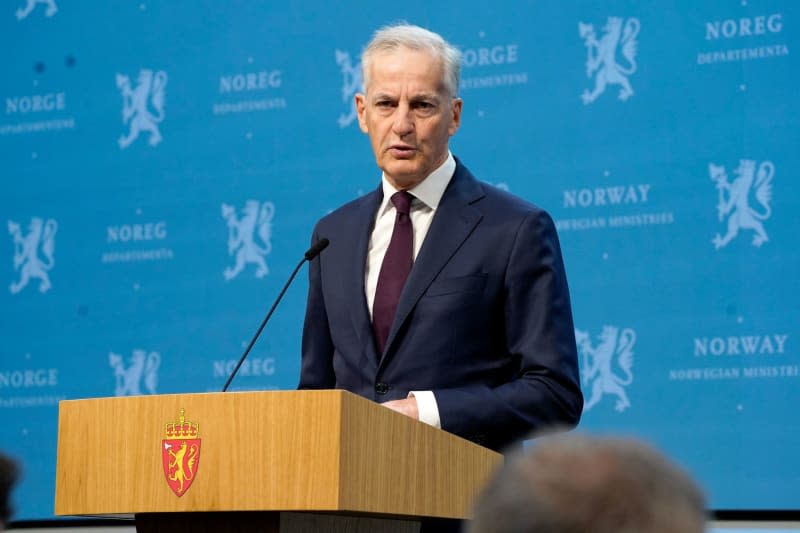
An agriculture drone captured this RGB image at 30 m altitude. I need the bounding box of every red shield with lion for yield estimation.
[161,409,201,497]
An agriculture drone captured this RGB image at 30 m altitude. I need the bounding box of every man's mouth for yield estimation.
[388,144,416,158]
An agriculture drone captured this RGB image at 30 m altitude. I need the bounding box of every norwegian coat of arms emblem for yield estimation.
[8,217,57,294]
[221,200,274,280]
[162,409,200,497]
[116,69,168,149]
[335,49,361,128]
[575,326,636,412]
[578,17,640,104]
[709,159,774,249]
[16,0,57,20]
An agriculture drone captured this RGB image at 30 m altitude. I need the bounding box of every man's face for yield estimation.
[356,48,462,190]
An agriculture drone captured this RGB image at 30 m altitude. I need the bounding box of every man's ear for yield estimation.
[355,93,369,133]
[448,98,463,136]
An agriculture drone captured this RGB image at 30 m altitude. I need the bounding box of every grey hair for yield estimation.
[469,434,707,533]
[361,23,461,98]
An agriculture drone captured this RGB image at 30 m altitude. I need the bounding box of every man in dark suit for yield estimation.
[299,24,582,452]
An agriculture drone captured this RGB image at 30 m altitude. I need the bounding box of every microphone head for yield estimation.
[304,238,330,260]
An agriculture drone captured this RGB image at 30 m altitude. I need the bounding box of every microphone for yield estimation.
[304,238,329,261]
[222,238,329,392]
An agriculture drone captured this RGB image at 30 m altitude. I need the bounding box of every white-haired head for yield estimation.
[361,23,461,99]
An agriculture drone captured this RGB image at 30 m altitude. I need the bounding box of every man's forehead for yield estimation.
[366,48,447,93]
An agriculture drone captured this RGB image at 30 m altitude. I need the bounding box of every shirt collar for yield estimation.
[378,152,455,214]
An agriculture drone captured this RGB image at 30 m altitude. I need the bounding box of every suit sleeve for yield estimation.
[433,210,583,449]
[298,228,336,389]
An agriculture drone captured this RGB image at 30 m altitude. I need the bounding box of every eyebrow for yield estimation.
[370,92,441,102]
[410,93,440,102]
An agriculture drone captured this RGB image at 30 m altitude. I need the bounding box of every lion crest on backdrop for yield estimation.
[335,49,362,128]
[579,17,640,104]
[116,69,168,148]
[109,349,160,396]
[575,326,635,412]
[221,200,275,280]
[15,0,57,20]
[8,217,57,295]
[710,159,774,249]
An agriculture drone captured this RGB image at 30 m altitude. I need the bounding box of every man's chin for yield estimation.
[385,172,426,189]
[380,161,427,189]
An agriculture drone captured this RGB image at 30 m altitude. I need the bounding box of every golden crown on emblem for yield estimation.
[164,408,199,439]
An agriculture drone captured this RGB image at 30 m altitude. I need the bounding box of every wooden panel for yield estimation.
[55,391,344,514]
[336,394,502,519]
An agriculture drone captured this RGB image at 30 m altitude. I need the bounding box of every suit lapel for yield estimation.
[380,163,485,363]
[348,187,383,366]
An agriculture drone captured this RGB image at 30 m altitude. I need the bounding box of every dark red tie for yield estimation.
[373,191,414,354]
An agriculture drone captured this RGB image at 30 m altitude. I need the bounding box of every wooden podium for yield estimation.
[54,390,502,532]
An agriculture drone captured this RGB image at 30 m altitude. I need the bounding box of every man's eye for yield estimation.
[376,100,393,108]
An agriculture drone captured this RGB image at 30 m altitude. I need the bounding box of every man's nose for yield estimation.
[392,103,414,136]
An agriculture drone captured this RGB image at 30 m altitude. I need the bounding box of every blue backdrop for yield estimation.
[2,0,798,520]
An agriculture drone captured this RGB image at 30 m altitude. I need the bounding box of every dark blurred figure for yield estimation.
[469,434,706,533]
[0,453,20,531]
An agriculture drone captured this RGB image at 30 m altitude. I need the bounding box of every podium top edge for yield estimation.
[58,389,358,405]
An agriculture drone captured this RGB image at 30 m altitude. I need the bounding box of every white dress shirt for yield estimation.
[364,152,456,428]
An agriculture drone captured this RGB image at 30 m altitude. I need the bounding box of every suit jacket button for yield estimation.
[375,382,389,395]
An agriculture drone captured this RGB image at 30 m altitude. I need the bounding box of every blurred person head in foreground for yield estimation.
[0,453,20,531]
[469,433,706,533]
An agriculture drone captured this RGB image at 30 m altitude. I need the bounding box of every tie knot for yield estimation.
[391,191,413,215]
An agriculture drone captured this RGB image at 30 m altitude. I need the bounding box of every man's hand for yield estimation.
[382,396,419,420]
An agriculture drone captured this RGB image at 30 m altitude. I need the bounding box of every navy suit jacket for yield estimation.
[299,159,583,451]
